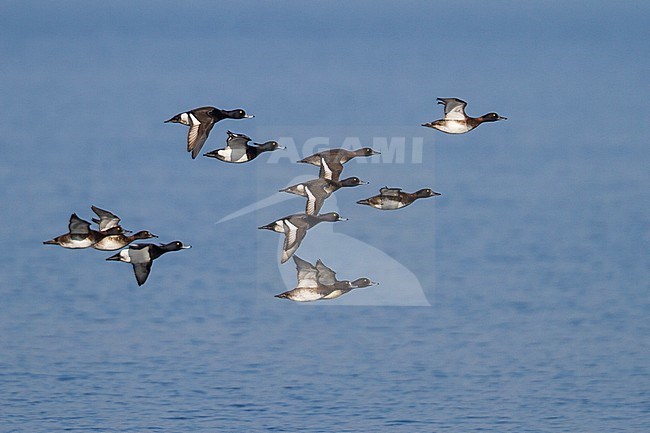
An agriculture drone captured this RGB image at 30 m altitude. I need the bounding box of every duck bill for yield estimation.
[498,116,507,121]
[244,114,255,119]
[181,244,192,249]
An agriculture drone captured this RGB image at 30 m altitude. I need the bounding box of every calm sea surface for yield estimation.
[1,2,648,432]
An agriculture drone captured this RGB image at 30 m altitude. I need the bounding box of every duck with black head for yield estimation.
[165,106,254,158]
[203,131,284,163]
[106,241,191,286]
[258,212,347,263]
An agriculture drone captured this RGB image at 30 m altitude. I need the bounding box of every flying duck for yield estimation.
[357,187,441,210]
[92,230,158,251]
[275,256,377,302]
[106,241,191,286]
[203,131,284,163]
[422,98,506,134]
[164,106,254,158]
[43,213,121,249]
[258,212,347,263]
[298,148,380,181]
[279,176,368,215]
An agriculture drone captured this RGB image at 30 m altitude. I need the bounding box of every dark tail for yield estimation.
[164,114,182,123]
[203,150,218,158]
[42,239,56,245]
[105,252,121,261]
[356,199,370,206]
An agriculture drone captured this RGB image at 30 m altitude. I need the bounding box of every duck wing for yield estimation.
[91,205,122,232]
[315,259,338,285]
[437,98,468,120]
[304,180,330,216]
[223,131,251,161]
[379,187,402,197]
[281,220,307,264]
[318,156,343,181]
[68,213,91,234]
[132,262,153,286]
[187,111,216,159]
[293,256,319,288]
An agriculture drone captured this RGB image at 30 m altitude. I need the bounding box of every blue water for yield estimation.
[1,2,649,432]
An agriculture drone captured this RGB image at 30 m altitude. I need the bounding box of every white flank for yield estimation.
[218,148,231,159]
[289,288,323,302]
[119,249,131,263]
[436,121,472,134]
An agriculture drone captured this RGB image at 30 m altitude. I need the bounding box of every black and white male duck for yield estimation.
[275,256,378,302]
[203,131,284,163]
[258,212,347,263]
[279,176,368,215]
[165,106,254,158]
[106,241,191,286]
[422,98,506,134]
[298,148,380,181]
[357,187,441,210]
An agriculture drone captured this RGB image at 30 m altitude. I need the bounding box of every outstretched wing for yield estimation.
[318,156,343,181]
[187,113,216,159]
[293,256,319,288]
[315,259,338,285]
[91,205,121,231]
[281,221,307,264]
[438,98,467,120]
[304,182,329,216]
[68,213,91,234]
[132,262,153,286]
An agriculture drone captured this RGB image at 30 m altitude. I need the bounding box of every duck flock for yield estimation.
[44,98,506,300]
